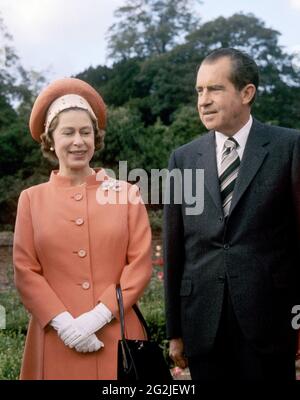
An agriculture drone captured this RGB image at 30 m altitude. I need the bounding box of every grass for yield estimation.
[0,330,25,380]
[0,289,29,332]
[0,289,28,380]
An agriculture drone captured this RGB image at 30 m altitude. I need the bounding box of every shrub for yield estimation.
[139,265,170,363]
[148,209,163,234]
[0,330,25,380]
[0,289,29,332]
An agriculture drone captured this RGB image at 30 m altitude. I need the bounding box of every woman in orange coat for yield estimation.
[13,78,152,380]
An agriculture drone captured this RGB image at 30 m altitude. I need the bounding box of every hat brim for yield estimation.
[29,78,106,142]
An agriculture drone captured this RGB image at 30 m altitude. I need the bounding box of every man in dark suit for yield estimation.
[163,48,300,380]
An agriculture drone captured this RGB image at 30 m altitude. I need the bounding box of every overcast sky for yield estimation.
[0,0,300,81]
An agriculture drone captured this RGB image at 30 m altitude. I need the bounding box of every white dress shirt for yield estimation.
[215,115,253,175]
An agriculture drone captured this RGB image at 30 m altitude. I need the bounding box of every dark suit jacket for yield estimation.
[163,119,300,357]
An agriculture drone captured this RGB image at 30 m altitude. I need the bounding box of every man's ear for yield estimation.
[241,84,256,105]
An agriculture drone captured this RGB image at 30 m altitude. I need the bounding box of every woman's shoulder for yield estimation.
[20,181,50,198]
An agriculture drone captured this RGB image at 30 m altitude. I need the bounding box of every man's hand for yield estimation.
[169,338,188,369]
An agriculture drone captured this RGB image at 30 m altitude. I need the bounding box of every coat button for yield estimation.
[74,193,83,201]
[78,249,87,258]
[223,244,230,250]
[82,282,90,290]
[75,218,84,226]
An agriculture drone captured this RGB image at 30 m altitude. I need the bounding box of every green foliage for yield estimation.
[0,95,17,131]
[106,0,202,61]
[84,13,300,129]
[148,209,163,233]
[0,289,28,380]
[0,289,29,332]
[0,13,45,106]
[0,169,49,226]
[138,119,171,170]
[169,105,205,145]
[186,13,300,90]
[0,330,25,380]
[93,106,146,171]
[139,266,169,359]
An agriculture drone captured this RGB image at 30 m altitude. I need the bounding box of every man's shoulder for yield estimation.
[172,131,212,158]
[255,119,300,142]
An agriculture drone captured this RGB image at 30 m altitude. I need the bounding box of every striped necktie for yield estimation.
[219,137,240,217]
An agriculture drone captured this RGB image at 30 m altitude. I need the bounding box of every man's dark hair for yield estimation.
[203,48,259,104]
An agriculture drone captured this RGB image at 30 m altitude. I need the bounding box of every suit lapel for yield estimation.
[197,132,223,212]
[229,119,270,215]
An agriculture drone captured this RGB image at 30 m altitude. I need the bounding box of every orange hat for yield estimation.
[29,77,106,142]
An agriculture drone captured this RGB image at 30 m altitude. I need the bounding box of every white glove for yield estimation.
[60,303,113,348]
[50,311,74,331]
[74,333,104,353]
[51,311,104,352]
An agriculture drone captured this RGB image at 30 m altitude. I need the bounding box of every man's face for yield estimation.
[196,57,249,135]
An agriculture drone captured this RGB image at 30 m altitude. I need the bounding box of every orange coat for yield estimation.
[13,168,152,380]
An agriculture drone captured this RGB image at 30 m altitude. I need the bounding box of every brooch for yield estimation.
[100,180,122,192]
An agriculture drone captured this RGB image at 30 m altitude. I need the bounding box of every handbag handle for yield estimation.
[116,284,126,340]
[116,284,151,340]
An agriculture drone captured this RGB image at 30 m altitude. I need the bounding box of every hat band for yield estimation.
[45,94,97,133]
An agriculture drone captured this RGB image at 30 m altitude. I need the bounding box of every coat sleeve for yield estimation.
[291,133,300,306]
[13,190,67,328]
[163,151,185,339]
[98,184,152,317]
[292,133,300,235]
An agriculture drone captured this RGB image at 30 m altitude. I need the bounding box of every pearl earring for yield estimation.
[50,146,54,151]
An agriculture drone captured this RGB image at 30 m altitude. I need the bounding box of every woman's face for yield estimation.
[52,109,95,172]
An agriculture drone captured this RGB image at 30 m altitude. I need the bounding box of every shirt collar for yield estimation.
[215,115,253,151]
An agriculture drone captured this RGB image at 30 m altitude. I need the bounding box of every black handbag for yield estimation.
[116,284,173,382]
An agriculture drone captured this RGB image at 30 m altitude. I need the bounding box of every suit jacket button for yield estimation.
[219,216,224,222]
[82,282,90,290]
[78,249,87,257]
[224,244,230,250]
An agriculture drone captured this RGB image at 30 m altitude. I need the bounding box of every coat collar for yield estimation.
[197,118,271,215]
[49,167,109,187]
[229,118,270,215]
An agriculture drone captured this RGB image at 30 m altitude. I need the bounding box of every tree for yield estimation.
[131,13,300,125]
[0,13,46,118]
[93,106,146,171]
[106,0,202,61]
[0,14,18,97]
[81,13,300,127]
[185,13,300,90]
[183,13,300,128]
